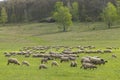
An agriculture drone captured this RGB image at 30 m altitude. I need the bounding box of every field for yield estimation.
[0,22,120,80]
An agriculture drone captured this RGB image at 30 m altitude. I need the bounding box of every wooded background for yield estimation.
[0,0,116,23]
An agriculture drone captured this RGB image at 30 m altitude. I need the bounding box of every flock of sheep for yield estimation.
[4,45,118,70]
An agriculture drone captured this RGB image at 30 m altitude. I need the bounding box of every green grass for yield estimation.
[0,22,120,80]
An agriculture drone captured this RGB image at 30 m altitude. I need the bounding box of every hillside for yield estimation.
[0,22,120,50]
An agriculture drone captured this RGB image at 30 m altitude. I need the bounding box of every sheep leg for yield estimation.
[7,62,9,65]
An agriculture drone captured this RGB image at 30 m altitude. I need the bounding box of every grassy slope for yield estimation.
[0,22,120,80]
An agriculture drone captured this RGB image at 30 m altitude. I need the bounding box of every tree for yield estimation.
[116,0,120,22]
[53,2,72,32]
[1,7,8,24]
[101,2,118,28]
[71,2,79,21]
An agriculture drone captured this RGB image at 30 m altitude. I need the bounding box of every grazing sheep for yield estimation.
[60,57,69,63]
[5,53,11,57]
[104,50,112,53]
[7,58,20,65]
[25,54,30,57]
[51,61,59,67]
[81,57,91,63]
[69,57,76,61]
[89,57,107,65]
[106,47,112,49]
[77,50,85,53]
[32,54,44,58]
[96,50,103,53]
[39,64,47,69]
[41,58,48,64]
[81,63,97,69]
[81,56,107,65]
[62,51,73,54]
[70,61,77,67]
[112,54,117,58]
[22,61,30,66]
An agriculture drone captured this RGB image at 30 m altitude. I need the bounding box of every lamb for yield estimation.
[81,63,97,69]
[22,61,30,66]
[7,58,20,65]
[70,61,77,67]
[51,61,59,67]
[39,64,47,69]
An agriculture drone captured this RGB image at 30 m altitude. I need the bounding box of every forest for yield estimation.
[0,0,117,23]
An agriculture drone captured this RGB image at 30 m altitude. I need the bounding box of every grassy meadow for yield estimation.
[0,22,120,80]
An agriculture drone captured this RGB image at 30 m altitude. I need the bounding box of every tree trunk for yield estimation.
[108,21,111,29]
[63,25,66,32]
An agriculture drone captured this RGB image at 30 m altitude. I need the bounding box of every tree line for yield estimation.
[0,0,117,23]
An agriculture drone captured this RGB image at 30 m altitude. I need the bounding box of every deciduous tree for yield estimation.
[53,2,72,32]
[101,2,118,28]
[71,2,79,21]
[1,7,8,24]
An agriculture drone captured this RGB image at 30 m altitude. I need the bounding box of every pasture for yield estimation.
[0,22,120,80]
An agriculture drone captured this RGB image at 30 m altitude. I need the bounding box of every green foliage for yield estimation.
[0,7,8,24]
[53,2,72,32]
[10,5,16,23]
[54,1,64,12]
[116,0,120,22]
[71,2,79,21]
[101,2,118,28]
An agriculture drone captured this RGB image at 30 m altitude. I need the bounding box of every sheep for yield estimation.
[22,61,30,66]
[60,57,69,63]
[81,63,97,69]
[70,61,77,67]
[62,50,73,54]
[7,58,20,65]
[69,54,79,57]
[51,61,59,67]
[5,53,11,57]
[69,57,76,61]
[32,54,43,58]
[81,56,91,63]
[78,50,85,53]
[53,54,63,59]
[112,54,117,58]
[81,56,107,65]
[96,49,103,53]
[25,54,30,57]
[106,47,112,49]
[41,58,48,64]
[89,57,107,65]
[104,49,112,53]
[39,64,47,69]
